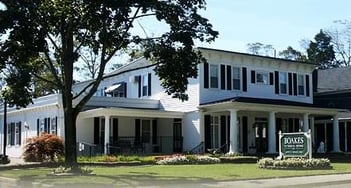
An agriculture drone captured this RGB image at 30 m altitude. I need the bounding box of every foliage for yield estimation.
[0,0,217,166]
[52,165,93,175]
[278,46,307,61]
[326,20,351,67]
[219,156,258,163]
[307,30,337,69]
[156,155,220,165]
[77,155,155,164]
[246,42,275,56]
[257,158,332,169]
[23,133,64,162]
[0,154,10,164]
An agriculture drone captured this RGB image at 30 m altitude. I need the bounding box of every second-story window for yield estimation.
[210,64,219,88]
[279,72,287,94]
[298,74,305,95]
[232,67,241,90]
[256,71,268,84]
[142,74,148,96]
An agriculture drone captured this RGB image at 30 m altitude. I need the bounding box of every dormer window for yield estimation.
[105,82,127,98]
[298,74,305,95]
[142,74,148,96]
[256,71,268,84]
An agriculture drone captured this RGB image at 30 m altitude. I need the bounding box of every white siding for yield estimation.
[182,111,201,151]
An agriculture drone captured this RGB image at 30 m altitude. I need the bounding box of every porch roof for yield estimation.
[199,97,349,115]
[78,107,184,119]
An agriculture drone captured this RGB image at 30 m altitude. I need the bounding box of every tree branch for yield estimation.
[128,13,156,20]
[43,51,63,88]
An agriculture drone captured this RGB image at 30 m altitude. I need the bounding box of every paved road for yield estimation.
[1,174,351,188]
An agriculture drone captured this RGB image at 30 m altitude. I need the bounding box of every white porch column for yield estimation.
[303,113,309,132]
[228,109,238,154]
[268,111,276,154]
[333,115,341,152]
[104,115,110,154]
[199,110,204,143]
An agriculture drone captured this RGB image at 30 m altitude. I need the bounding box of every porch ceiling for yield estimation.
[199,98,348,116]
[78,107,184,119]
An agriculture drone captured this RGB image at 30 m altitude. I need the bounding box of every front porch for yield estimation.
[76,107,184,156]
[199,97,347,155]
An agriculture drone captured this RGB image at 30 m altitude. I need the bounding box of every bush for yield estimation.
[220,156,258,163]
[257,157,332,169]
[23,133,64,162]
[156,155,220,165]
[0,154,10,164]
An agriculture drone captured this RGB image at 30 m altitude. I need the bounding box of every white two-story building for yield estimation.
[0,48,347,158]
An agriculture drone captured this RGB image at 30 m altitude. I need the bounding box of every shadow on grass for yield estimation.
[14,169,238,188]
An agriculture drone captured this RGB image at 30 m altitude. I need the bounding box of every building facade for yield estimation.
[0,48,348,158]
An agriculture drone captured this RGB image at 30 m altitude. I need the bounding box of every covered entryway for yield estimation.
[76,107,184,155]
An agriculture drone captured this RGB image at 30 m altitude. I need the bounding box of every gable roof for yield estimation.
[317,67,351,93]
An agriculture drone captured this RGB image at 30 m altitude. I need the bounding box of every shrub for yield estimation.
[257,158,332,169]
[220,156,258,163]
[156,155,220,165]
[23,133,64,162]
[0,154,10,164]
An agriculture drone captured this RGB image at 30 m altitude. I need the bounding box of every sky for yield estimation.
[197,0,351,53]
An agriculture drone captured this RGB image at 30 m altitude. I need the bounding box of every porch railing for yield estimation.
[188,141,205,154]
[77,136,183,156]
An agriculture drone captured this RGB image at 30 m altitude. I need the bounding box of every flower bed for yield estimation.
[258,158,332,170]
[219,156,258,163]
[156,155,220,165]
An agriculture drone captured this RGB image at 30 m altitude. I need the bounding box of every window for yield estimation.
[51,118,57,135]
[210,64,219,88]
[298,74,305,95]
[232,67,241,90]
[142,74,148,96]
[141,120,151,143]
[279,72,287,94]
[7,122,21,146]
[256,72,268,84]
[37,117,57,135]
[105,82,126,98]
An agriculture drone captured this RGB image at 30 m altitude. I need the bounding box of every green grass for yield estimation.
[2,163,351,187]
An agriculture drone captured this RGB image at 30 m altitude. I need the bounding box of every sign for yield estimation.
[279,130,312,159]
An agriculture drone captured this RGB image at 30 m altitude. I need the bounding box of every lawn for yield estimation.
[2,163,351,187]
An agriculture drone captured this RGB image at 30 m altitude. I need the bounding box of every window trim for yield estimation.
[255,71,269,85]
[209,64,219,89]
[279,72,288,95]
[297,74,305,96]
[232,66,241,90]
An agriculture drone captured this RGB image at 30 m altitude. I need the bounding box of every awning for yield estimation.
[105,84,121,93]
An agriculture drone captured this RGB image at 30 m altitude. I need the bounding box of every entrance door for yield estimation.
[173,118,182,152]
[254,118,268,153]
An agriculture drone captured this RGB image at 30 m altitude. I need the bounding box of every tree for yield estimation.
[307,30,337,69]
[326,20,351,67]
[279,46,307,61]
[0,0,218,167]
[247,42,275,56]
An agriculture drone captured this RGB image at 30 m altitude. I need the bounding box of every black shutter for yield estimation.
[18,122,22,145]
[123,82,127,98]
[48,117,51,134]
[242,116,248,153]
[204,115,211,151]
[10,123,15,145]
[137,75,141,98]
[148,73,151,96]
[220,64,226,90]
[227,116,230,151]
[135,119,141,143]
[204,62,209,88]
[220,116,226,152]
[112,118,119,144]
[37,118,40,136]
[104,87,107,96]
[293,73,298,96]
[55,117,58,135]
[94,117,100,144]
[306,75,310,97]
[152,119,157,144]
[251,70,256,83]
[274,71,279,94]
[226,65,232,90]
[269,72,274,85]
[242,67,247,92]
[288,73,293,95]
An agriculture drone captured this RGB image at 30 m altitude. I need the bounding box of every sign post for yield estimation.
[279,130,312,159]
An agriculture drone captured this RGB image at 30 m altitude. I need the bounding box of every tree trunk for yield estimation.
[63,106,78,168]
